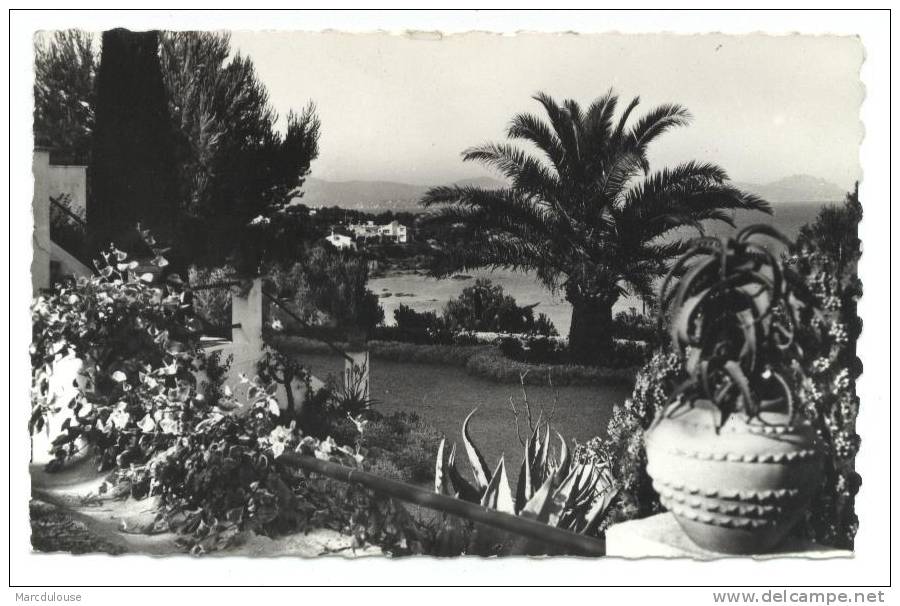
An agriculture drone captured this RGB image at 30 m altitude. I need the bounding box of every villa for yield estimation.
[325,231,356,250]
[348,219,408,243]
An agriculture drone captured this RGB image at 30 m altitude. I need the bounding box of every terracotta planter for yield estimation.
[645,403,823,554]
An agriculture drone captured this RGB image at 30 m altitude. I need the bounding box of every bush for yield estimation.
[443,278,557,336]
[788,248,861,550]
[369,340,483,366]
[575,350,684,524]
[385,303,456,345]
[497,334,648,368]
[31,244,203,470]
[498,335,525,360]
[188,264,242,336]
[465,347,637,387]
[612,307,658,343]
[306,409,443,486]
[265,245,384,342]
[358,411,443,485]
[30,245,426,555]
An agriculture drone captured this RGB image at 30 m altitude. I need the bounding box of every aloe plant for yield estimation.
[659,224,819,426]
[434,409,618,542]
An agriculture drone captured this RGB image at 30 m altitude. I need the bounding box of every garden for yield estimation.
[30,28,862,558]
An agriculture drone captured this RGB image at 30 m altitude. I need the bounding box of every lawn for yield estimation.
[295,352,632,478]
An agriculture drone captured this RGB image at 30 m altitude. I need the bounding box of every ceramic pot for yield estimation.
[645,403,823,554]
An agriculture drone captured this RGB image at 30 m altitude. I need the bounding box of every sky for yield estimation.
[229,31,864,189]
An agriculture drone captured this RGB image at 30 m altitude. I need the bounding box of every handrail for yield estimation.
[261,289,355,363]
[186,279,357,363]
[281,453,606,557]
[49,195,87,229]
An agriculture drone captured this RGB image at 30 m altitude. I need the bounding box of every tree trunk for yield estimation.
[567,296,615,365]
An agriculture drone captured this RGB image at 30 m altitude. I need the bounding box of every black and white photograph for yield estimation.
[7,7,893,595]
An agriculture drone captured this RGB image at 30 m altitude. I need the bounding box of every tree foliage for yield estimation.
[88,29,180,257]
[33,30,97,165]
[159,31,321,268]
[795,183,862,283]
[443,278,556,335]
[266,245,384,342]
[421,90,770,363]
[34,30,321,270]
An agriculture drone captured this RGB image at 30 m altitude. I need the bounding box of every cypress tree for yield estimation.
[88,29,178,259]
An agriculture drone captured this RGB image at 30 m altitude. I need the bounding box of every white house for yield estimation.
[348,220,381,240]
[379,220,408,243]
[325,231,356,250]
[348,219,408,244]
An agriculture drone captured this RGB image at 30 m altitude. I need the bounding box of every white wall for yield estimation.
[32,150,51,293]
[47,165,87,214]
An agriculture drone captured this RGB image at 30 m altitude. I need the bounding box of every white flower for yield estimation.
[249,215,270,226]
[109,406,130,429]
[267,426,293,459]
[158,415,180,435]
[137,414,156,432]
[833,369,851,391]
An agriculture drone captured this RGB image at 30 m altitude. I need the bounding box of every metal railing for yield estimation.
[48,194,94,270]
[49,194,87,229]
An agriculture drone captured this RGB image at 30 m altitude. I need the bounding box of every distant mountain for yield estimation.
[295,176,506,211]
[294,174,845,212]
[734,175,847,204]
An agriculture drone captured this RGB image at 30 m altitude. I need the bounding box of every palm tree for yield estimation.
[421,90,771,364]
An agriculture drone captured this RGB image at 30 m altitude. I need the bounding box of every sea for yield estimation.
[369,201,834,336]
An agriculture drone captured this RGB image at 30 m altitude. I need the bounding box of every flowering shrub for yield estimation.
[31,245,202,470]
[31,246,426,554]
[574,350,684,523]
[787,249,861,549]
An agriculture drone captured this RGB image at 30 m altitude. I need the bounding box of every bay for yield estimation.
[370,201,832,336]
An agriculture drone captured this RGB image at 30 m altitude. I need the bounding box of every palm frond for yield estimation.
[613,96,641,140]
[618,163,772,242]
[628,103,692,166]
[584,89,617,149]
[532,91,581,173]
[461,143,560,199]
[430,229,556,281]
[420,186,565,243]
[507,112,566,172]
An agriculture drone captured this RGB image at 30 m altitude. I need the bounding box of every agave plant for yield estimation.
[326,360,377,417]
[659,224,818,426]
[434,409,618,544]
